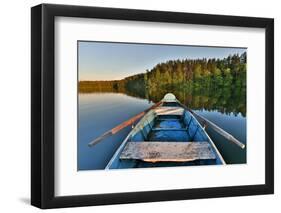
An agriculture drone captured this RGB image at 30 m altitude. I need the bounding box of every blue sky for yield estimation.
[78,41,246,81]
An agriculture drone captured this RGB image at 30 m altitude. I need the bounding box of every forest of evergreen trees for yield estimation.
[79,52,246,116]
[146,52,246,90]
[79,52,246,93]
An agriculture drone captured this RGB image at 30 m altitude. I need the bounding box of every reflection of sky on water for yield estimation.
[78,93,246,171]
[78,93,153,170]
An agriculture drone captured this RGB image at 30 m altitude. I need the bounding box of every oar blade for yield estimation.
[178,102,245,149]
[88,101,162,147]
[88,132,113,147]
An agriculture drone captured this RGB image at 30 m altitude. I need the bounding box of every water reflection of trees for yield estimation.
[79,53,246,117]
[144,86,246,117]
[79,85,246,117]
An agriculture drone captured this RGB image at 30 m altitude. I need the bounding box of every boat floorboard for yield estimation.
[148,130,190,141]
[120,142,216,162]
[154,119,184,129]
[148,116,189,141]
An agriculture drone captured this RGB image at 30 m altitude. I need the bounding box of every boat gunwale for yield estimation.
[185,105,226,165]
[105,98,226,169]
[105,104,157,169]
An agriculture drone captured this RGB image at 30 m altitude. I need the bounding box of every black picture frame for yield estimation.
[31,3,274,209]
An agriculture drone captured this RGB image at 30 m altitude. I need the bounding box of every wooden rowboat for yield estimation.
[105,93,226,169]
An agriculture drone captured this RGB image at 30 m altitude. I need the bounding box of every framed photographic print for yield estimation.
[31,3,274,209]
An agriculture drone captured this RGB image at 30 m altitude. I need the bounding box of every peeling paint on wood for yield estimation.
[120,142,216,163]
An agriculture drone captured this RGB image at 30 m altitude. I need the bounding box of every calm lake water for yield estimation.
[78,93,246,170]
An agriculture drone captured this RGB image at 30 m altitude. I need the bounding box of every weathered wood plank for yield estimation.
[154,107,184,116]
[120,142,216,163]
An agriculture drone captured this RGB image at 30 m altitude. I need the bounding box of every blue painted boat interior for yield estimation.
[108,102,223,169]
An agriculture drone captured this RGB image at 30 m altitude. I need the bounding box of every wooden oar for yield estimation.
[178,103,245,149]
[88,101,162,147]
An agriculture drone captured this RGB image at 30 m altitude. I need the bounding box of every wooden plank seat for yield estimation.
[154,107,184,116]
[120,142,216,163]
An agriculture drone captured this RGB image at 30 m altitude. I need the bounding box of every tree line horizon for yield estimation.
[79,52,246,93]
[79,52,246,116]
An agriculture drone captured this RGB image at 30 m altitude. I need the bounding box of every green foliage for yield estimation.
[193,64,202,79]
[223,68,233,87]
[79,52,247,110]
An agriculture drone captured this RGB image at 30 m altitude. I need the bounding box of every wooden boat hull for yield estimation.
[106,93,225,169]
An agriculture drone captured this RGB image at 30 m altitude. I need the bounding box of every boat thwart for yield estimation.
[105,93,227,169]
[119,141,216,163]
